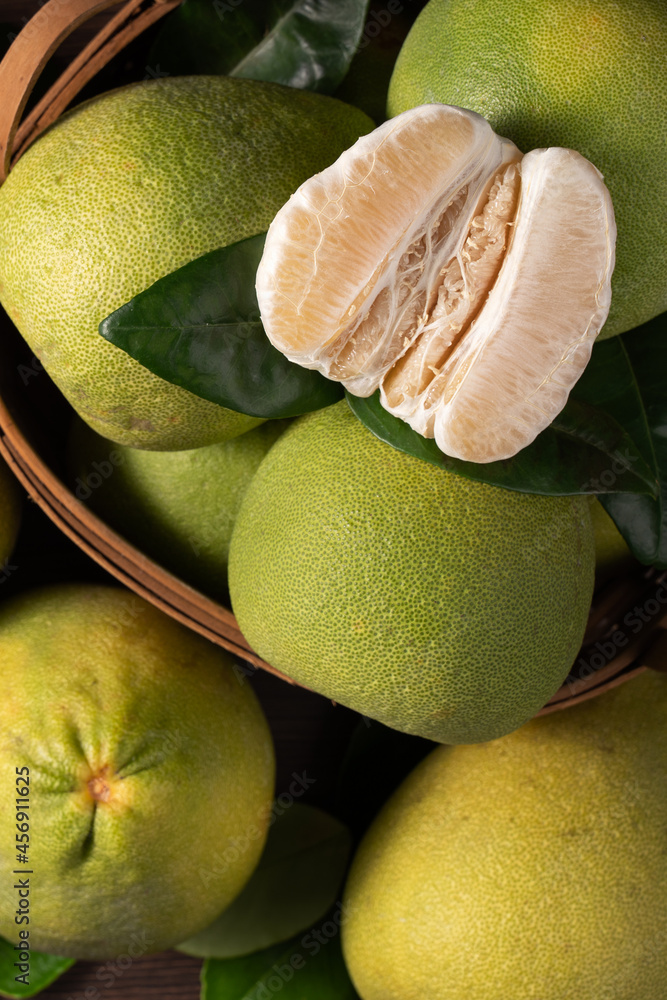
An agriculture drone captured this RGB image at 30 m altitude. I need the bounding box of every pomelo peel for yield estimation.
[0,585,275,959]
[67,417,291,601]
[256,104,616,464]
[0,76,374,450]
[229,400,595,746]
[342,669,667,1000]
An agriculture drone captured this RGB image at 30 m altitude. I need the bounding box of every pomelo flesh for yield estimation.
[256,105,615,463]
[387,0,667,338]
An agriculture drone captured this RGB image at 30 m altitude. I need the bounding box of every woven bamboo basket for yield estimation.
[0,0,664,713]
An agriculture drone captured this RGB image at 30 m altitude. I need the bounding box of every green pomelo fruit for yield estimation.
[0,455,21,568]
[342,669,667,1000]
[0,77,373,450]
[0,585,275,959]
[590,496,635,584]
[228,401,595,744]
[387,0,667,338]
[67,418,290,602]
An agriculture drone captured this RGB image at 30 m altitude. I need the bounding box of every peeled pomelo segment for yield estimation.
[256,104,522,383]
[326,156,519,396]
[394,147,615,462]
[381,160,521,413]
[256,105,616,463]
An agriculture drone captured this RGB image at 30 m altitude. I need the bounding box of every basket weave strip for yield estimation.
[0,0,182,183]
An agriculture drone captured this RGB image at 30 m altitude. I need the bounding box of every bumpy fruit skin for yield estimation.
[0,77,373,449]
[0,585,275,959]
[388,0,667,338]
[229,401,595,744]
[342,670,667,1000]
[67,418,290,601]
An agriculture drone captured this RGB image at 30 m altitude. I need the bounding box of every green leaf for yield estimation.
[0,937,73,999]
[99,235,343,419]
[345,390,657,498]
[347,311,667,565]
[149,0,371,94]
[572,313,667,566]
[179,805,352,959]
[201,924,360,1000]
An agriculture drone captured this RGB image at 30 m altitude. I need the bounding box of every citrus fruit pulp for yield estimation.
[256,104,615,462]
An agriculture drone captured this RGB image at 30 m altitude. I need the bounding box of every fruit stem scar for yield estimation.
[86,765,113,803]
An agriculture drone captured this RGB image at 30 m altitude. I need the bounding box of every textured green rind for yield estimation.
[0,585,275,959]
[388,0,667,339]
[342,670,667,1000]
[0,77,373,450]
[229,401,595,745]
[68,418,290,601]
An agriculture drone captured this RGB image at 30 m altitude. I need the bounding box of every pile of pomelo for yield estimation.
[0,0,666,996]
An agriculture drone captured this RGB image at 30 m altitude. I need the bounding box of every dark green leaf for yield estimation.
[202,921,360,1000]
[149,0,371,94]
[572,313,667,566]
[179,805,352,959]
[99,235,343,419]
[346,390,657,498]
[0,937,73,999]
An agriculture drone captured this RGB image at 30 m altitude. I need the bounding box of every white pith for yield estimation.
[256,105,616,463]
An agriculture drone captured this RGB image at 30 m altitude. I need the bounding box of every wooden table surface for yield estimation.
[41,951,204,999]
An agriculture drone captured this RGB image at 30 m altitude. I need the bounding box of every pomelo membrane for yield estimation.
[256,105,615,463]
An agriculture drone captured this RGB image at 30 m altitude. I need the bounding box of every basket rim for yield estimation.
[0,348,664,714]
[0,0,183,184]
[0,386,297,684]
